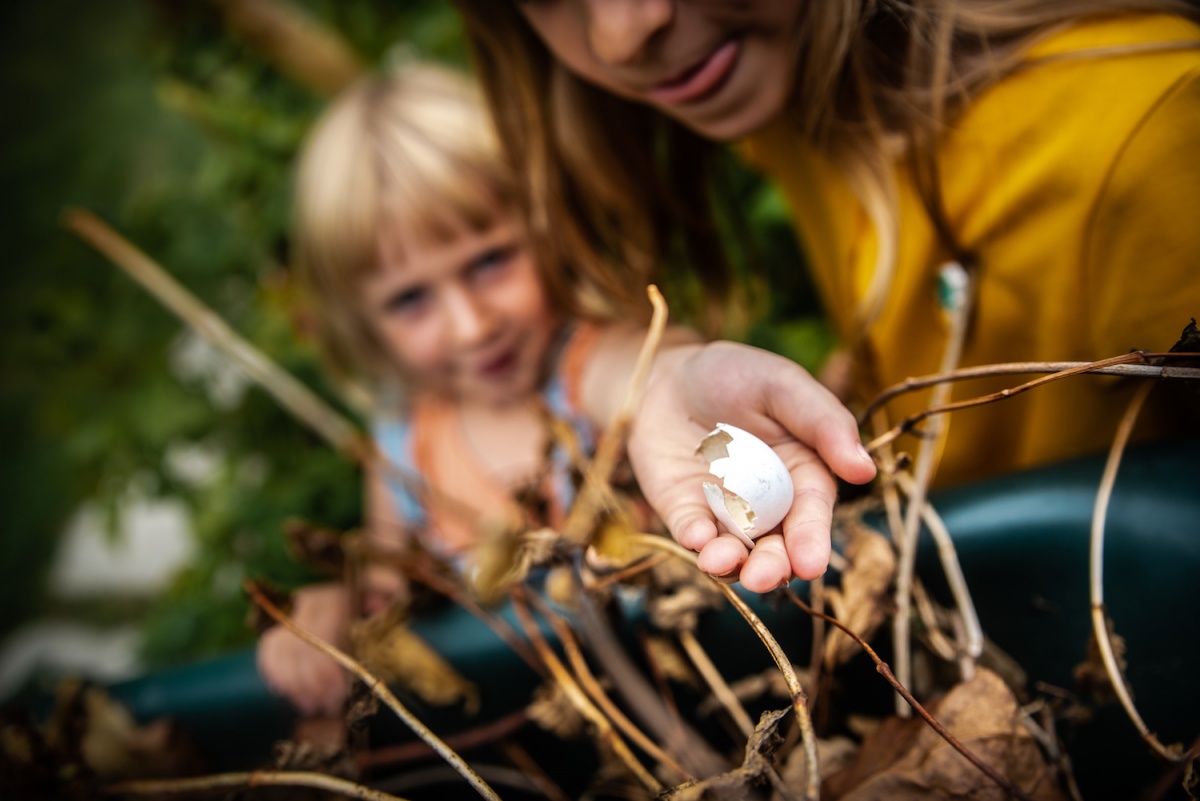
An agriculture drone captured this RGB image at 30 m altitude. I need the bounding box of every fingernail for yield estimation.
[857,441,873,462]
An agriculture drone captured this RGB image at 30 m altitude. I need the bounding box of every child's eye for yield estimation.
[383,286,429,316]
[468,245,516,279]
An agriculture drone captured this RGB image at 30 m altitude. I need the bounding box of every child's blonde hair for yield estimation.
[293,63,551,399]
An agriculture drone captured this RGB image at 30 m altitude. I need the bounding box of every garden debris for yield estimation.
[825,519,896,667]
[349,610,479,714]
[825,669,1069,800]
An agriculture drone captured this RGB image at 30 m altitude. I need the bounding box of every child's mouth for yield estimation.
[478,349,518,380]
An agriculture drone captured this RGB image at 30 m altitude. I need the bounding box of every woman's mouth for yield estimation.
[647,39,740,106]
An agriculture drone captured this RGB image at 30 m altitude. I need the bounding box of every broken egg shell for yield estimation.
[695,422,794,548]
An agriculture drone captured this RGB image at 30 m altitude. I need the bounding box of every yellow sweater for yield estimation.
[745,13,1200,487]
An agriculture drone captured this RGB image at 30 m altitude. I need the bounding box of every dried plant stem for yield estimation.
[103,770,406,800]
[910,580,961,662]
[895,471,983,672]
[214,0,364,96]
[891,264,972,716]
[530,594,695,782]
[1088,382,1182,763]
[586,553,672,589]
[563,286,668,542]
[859,353,1200,426]
[807,574,826,712]
[243,580,501,801]
[359,710,529,770]
[631,534,820,800]
[65,207,478,532]
[863,351,1200,453]
[509,588,665,794]
[63,206,365,459]
[677,629,756,739]
[497,738,574,801]
[783,590,1037,801]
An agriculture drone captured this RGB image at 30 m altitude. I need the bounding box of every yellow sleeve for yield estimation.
[1086,65,1200,356]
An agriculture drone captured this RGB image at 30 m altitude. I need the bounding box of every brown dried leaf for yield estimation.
[244,579,293,636]
[825,520,896,667]
[282,517,347,577]
[648,584,724,633]
[471,524,566,604]
[543,564,581,610]
[696,665,808,718]
[587,514,654,571]
[79,688,204,779]
[830,669,1070,801]
[349,610,479,714]
[643,635,697,686]
[1073,616,1126,704]
[662,708,788,800]
[526,681,586,739]
[778,735,859,800]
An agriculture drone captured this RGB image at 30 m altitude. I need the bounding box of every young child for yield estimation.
[257,63,875,715]
[452,1,1200,483]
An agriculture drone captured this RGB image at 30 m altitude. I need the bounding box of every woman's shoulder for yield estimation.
[1025,12,1200,60]
[945,12,1200,206]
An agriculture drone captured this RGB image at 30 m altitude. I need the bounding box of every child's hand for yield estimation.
[628,341,876,592]
[256,582,351,716]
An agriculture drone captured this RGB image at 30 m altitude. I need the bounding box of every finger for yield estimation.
[763,376,876,485]
[738,534,793,593]
[695,534,748,577]
[650,477,722,551]
[782,484,836,580]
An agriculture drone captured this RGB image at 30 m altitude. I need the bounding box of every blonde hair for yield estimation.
[453,1,1200,337]
[293,63,532,398]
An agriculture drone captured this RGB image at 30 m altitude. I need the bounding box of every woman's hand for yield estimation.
[627,341,876,592]
[255,582,351,716]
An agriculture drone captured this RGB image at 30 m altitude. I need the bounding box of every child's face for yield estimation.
[361,211,561,407]
[516,0,802,141]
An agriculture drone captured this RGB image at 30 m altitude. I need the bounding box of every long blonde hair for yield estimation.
[453,1,1200,335]
[293,63,553,401]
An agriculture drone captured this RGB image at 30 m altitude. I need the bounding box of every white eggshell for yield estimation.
[695,423,794,548]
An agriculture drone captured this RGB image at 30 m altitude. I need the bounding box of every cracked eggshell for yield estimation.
[696,423,794,549]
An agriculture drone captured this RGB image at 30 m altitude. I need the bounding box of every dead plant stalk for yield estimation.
[243,580,502,801]
[1088,381,1183,763]
[509,589,665,794]
[103,770,406,801]
[631,534,822,800]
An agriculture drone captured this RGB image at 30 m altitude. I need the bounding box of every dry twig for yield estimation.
[103,770,405,800]
[561,286,669,543]
[631,534,822,800]
[243,580,501,801]
[510,587,665,794]
[863,351,1200,453]
[1087,382,1183,763]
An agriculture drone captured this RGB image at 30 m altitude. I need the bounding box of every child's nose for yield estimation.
[443,287,492,347]
[584,0,674,67]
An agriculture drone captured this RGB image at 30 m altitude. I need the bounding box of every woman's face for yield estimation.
[361,207,561,408]
[516,0,804,141]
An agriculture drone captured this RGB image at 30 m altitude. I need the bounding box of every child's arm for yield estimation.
[255,467,411,715]
[255,581,351,716]
[579,326,876,592]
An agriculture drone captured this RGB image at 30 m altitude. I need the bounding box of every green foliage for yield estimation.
[1,0,401,664]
